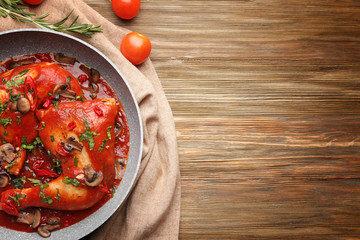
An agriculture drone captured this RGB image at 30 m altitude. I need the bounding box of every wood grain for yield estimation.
[84,0,360,239]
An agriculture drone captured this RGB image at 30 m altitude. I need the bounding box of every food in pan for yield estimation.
[0,53,130,237]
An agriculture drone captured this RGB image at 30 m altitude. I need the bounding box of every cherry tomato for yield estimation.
[120,32,151,65]
[111,0,140,20]
[22,0,44,5]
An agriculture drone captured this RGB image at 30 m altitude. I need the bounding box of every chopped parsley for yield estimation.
[50,135,55,142]
[29,181,53,205]
[3,131,7,136]
[55,188,61,201]
[39,190,53,204]
[79,121,99,150]
[16,116,21,125]
[107,126,112,140]
[8,89,22,103]
[42,196,53,204]
[36,121,46,130]
[21,137,43,151]
[12,69,29,80]
[6,69,29,88]
[51,156,62,175]
[0,117,12,128]
[6,77,25,88]
[98,126,113,152]
[0,100,7,115]
[52,99,59,110]
[9,191,27,206]
[11,176,26,189]
[28,178,41,186]
[6,160,18,169]
[76,94,84,102]
[74,156,78,167]
[62,177,80,187]
[66,76,71,89]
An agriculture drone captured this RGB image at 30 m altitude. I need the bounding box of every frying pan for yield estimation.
[0,29,143,240]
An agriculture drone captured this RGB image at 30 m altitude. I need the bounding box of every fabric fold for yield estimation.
[0,0,180,239]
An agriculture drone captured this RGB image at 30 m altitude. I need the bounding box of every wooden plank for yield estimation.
[84,0,360,239]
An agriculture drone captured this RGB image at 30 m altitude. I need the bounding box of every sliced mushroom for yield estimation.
[0,174,9,188]
[9,59,35,69]
[117,158,126,166]
[53,83,76,100]
[9,102,18,112]
[114,122,123,138]
[79,64,91,76]
[0,143,17,163]
[90,68,100,83]
[63,137,83,152]
[79,64,100,83]
[17,97,31,114]
[16,208,41,228]
[37,219,61,238]
[46,217,61,225]
[83,165,103,187]
[54,53,76,65]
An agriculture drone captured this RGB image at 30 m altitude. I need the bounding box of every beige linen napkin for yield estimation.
[0,0,181,239]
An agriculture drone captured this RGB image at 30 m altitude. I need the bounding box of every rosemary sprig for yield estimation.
[0,0,102,37]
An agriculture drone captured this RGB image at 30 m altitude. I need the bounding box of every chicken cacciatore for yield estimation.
[0,53,129,238]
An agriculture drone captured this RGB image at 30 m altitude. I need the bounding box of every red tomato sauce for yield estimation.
[0,53,130,232]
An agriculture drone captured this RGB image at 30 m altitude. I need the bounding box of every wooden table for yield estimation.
[84,1,360,239]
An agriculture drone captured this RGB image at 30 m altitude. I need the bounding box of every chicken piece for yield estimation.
[0,98,118,214]
[0,62,83,107]
[0,62,83,175]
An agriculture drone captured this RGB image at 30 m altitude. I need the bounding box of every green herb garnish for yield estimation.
[36,121,46,130]
[51,156,62,175]
[0,100,7,114]
[79,121,99,150]
[9,191,26,206]
[0,117,12,128]
[74,156,78,167]
[0,1,102,38]
[20,136,43,150]
[6,69,29,88]
[66,76,71,89]
[8,89,22,102]
[41,196,53,204]
[76,94,84,102]
[28,178,41,186]
[11,176,26,189]
[62,177,80,187]
[6,160,18,170]
[98,126,113,152]
[16,115,21,125]
[55,188,61,201]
